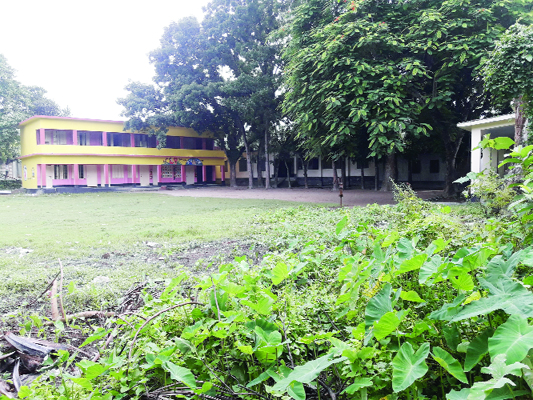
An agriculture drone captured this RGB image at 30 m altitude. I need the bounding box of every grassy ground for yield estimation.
[0,192,319,325]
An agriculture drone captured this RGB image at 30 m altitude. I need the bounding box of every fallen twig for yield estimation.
[50,281,60,321]
[128,302,203,360]
[58,259,67,323]
[43,311,116,326]
[25,272,60,308]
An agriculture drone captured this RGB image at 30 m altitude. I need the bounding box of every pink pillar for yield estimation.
[104,164,109,186]
[181,165,185,182]
[131,165,136,184]
[180,137,184,149]
[157,165,162,184]
[130,134,135,147]
[212,167,216,182]
[41,164,47,187]
[39,128,45,145]
[202,165,207,183]
[102,132,107,146]
[72,130,78,146]
[73,163,79,185]
[37,164,41,187]
[221,166,225,184]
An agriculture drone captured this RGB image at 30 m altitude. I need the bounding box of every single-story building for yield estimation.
[457,114,515,176]
[19,116,227,192]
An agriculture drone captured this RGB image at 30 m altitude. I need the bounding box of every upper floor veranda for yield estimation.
[19,116,223,159]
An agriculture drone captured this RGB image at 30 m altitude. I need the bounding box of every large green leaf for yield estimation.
[396,254,428,276]
[392,342,430,392]
[449,277,533,322]
[429,294,466,321]
[343,377,373,394]
[365,283,393,329]
[241,294,274,315]
[272,262,290,285]
[164,362,196,389]
[489,315,533,364]
[464,329,493,372]
[467,354,528,400]
[374,311,400,341]
[272,354,346,393]
[432,347,468,383]
[400,290,424,303]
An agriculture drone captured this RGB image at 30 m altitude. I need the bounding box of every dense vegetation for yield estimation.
[0,139,530,399]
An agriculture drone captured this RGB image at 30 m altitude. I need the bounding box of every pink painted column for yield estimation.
[202,165,207,183]
[221,166,225,184]
[37,164,41,187]
[72,130,78,146]
[181,165,186,182]
[157,165,162,184]
[73,163,79,186]
[130,134,135,147]
[212,167,216,182]
[180,137,184,149]
[104,164,109,186]
[131,165,136,184]
[41,164,47,187]
[102,132,107,146]
[39,128,45,145]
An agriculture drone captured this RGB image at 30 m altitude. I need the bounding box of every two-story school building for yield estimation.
[19,116,228,191]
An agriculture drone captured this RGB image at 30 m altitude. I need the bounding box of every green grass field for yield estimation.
[0,192,315,322]
[0,192,305,256]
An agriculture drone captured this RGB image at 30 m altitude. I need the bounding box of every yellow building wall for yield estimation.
[19,117,226,189]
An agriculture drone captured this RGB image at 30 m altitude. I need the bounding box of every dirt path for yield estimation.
[154,186,443,206]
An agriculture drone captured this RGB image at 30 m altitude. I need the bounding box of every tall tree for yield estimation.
[119,0,283,188]
[482,23,533,145]
[0,55,68,163]
[282,0,529,193]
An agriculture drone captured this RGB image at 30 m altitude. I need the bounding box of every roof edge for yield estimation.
[457,114,515,130]
[19,115,126,127]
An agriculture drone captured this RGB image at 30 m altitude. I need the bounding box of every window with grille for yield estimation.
[53,165,68,179]
[78,165,85,179]
[162,165,174,178]
[111,165,124,178]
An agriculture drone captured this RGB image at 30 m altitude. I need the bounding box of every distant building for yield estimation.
[19,116,227,191]
[0,159,21,180]
[458,114,515,176]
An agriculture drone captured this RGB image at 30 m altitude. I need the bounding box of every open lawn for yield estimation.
[0,192,324,324]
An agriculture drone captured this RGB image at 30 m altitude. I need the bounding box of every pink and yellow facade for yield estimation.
[19,116,227,190]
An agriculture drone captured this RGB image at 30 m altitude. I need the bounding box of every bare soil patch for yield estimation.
[156,186,444,206]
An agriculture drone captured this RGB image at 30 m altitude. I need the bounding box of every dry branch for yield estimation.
[128,302,203,360]
[50,280,60,321]
[43,311,116,326]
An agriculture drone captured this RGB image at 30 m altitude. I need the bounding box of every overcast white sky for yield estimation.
[0,0,210,121]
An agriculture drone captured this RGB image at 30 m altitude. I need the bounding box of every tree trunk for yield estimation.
[264,119,271,189]
[441,129,465,197]
[374,157,379,191]
[361,163,365,189]
[380,153,396,192]
[515,96,527,146]
[332,160,339,191]
[303,158,309,189]
[341,157,347,189]
[256,145,263,188]
[238,122,254,189]
[284,160,292,188]
[274,159,279,188]
[229,160,238,187]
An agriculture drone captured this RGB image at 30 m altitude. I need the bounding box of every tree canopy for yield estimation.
[119,0,283,187]
[0,54,69,163]
[482,23,533,144]
[281,0,529,192]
